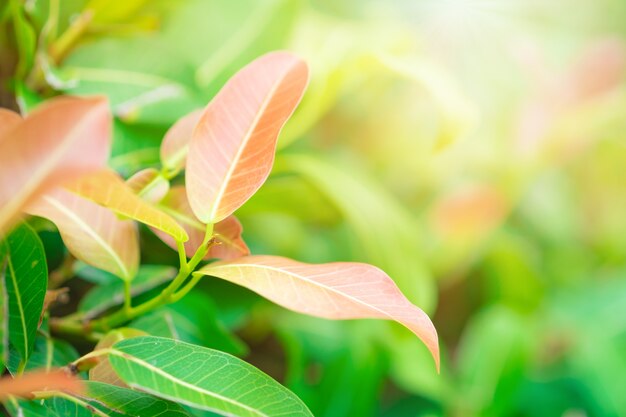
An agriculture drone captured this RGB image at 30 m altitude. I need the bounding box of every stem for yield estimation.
[48,10,94,63]
[123,279,132,312]
[53,224,216,336]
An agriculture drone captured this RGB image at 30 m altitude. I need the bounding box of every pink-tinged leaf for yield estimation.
[126,168,170,203]
[0,108,22,140]
[196,256,440,370]
[26,188,139,281]
[154,186,249,259]
[186,51,309,224]
[65,169,187,242]
[160,109,203,173]
[0,370,83,400]
[0,96,111,235]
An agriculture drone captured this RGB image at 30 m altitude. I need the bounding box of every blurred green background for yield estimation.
[2,0,626,416]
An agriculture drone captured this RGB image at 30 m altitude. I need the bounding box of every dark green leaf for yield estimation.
[0,223,47,362]
[109,336,313,416]
[7,334,79,375]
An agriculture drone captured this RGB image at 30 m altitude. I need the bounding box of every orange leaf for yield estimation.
[154,186,249,259]
[196,256,440,370]
[126,168,170,204]
[160,109,203,174]
[26,188,139,281]
[0,369,83,400]
[186,51,309,224]
[0,96,111,234]
[0,108,22,139]
[65,169,187,242]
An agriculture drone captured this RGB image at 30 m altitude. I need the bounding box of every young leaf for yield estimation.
[25,188,139,281]
[0,370,83,401]
[196,255,440,370]
[0,108,21,138]
[65,169,188,242]
[160,109,203,174]
[108,336,313,416]
[155,186,249,260]
[0,96,111,234]
[126,168,170,203]
[90,328,147,387]
[0,224,47,362]
[186,51,309,224]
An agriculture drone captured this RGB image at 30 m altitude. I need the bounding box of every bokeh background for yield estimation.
[2,0,626,416]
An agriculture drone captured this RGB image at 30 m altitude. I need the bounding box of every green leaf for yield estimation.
[5,397,60,417]
[78,265,175,319]
[83,381,192,416]
[0,254,7,369]
[277,154,436,312]
[0,223,48,362]
[7,334,79,375]
[109,336,313,417]
[11,4,37,79]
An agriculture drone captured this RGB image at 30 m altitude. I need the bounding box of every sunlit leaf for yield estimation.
[109,336,313,416]
[0,96,111,234]
[126,168,169,203]
[155,186,249,260]
[0,224,47,363]
[186,51,309,224]
[90,328,147,387]
[65,169,188,242]
[196,255,440,370]
[26,188,139,281]
[160,109,202,174]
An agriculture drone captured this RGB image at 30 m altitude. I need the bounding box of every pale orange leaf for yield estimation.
[154,186,249,259]
[160,109,203,173]
[0,370,83,400]
[126,168,170,204]
[0,108,22,140]
[26,188,139,281]
[0,96,111,234]
[196,255,440,370]
[65,169,187,242]
[186,51,309,224]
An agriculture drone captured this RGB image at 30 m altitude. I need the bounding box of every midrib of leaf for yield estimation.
[206,68,289,223]
[205,263,401,322]
[0,104,103,226]
[109,349,269,417]
[158,206,204,232]
[6,254,28,361]
[44,195,130,280]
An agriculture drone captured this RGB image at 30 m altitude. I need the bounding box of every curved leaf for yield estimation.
[90,328,147,387]
[160,109,203,173]
[186,51,309,224]
[155,186,249,260]
[0,96,111,234]
[196,255,440,370]
[126,168,170,203]
[109,336,313,416]
[0,224,47,362]
[26,188,139,281]
[65,169,188,242]
[0,108,22,139]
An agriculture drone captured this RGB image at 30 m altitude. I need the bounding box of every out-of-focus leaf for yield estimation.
[155,186,249,260]
[7,334,79,375]
[73,262,118,285]
[0,108,21,137]
[277,154,436,312]
[108,336,313,416]
[65,169,188,242]
[0,370,83,401]
[0,96,111,234]
[196,255,440,369]
[130,290,247,356]
[0,256,6,370]
[26,188,139,281]
[186,52,309,224]
[78,265,175,319]
[0,224,47,363]
[11,5,36,79]
[126,168,169,203]
[90,328,147,386]
[160,109,203,174]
